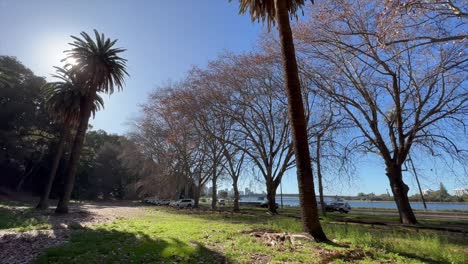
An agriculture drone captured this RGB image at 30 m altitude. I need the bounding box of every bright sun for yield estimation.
[65,57,78,66]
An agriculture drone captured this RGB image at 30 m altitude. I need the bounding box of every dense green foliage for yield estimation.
[0,56,53,191]
[73,130,139,200]
[0,56,137,200]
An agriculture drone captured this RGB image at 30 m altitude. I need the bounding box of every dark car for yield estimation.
[325,201,351,213]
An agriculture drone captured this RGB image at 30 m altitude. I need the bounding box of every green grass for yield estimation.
[35,207,467,263]
[324,223,467,264]
[0,205,50,231]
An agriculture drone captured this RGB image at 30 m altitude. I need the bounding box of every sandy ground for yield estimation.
[0,202,146,264]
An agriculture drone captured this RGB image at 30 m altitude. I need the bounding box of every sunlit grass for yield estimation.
[35,207,467,263]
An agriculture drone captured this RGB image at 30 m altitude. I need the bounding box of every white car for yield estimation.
[175,199,194,208]
[144,196,159,205]
[156,199,171,206]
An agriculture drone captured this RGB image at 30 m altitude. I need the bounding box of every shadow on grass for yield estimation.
[34,227,228,264]
[0,206,50,231]
[0,229,70,263]
[0,204,105,231]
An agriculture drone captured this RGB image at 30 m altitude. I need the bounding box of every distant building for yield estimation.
[454,188,468,196]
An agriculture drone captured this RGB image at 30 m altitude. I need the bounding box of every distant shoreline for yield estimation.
[346,200,468,204]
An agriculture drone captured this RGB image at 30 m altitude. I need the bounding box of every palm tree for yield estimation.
[55,30,128,213]
[36,67,104,210]
[234,0,327,241]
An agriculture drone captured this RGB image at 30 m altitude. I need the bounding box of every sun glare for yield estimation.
[65,57,78,66]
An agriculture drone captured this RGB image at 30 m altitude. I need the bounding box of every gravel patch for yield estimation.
[0,202,146,264]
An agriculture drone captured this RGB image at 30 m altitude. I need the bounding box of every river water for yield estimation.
[273,197,468,211]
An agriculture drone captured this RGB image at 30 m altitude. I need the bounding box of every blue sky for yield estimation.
[1,0,463,195]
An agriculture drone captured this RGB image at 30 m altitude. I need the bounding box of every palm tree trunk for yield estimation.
[275,0,327,241]
[55,96,94,214]
[36,127,70,210]
[316,134,326,216]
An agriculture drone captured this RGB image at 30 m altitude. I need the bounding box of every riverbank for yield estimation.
[237,197,468,211]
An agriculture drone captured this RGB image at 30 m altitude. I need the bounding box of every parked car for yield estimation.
[156,199,171,206]
[175,199,194,208]
[218,199,226,206]
[260,201,279,209]
[143,196,158,205]
[326,201,351,213]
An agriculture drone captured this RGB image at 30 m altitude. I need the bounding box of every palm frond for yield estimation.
[43,67,105,127]
[63,29,129,95]
[233,0,312,27]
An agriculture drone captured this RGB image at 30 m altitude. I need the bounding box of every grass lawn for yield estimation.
[33,207,467,264]
[0,203,50,231]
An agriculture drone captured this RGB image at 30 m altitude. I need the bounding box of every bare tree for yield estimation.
[295,0,467,224]
[198,53,296,214]
[381,0,467,47]
[134,85,214,205]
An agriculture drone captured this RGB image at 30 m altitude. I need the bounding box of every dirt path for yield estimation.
[0,202,146,264]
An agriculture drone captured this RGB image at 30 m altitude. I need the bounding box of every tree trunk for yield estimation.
[16,158,34,192]
[184,180,189,198]
[16,151,44,191]
[55,96,94,214]
[386,163,417,224]
[266,181,278,214]
[232,179,240,212]
[274,0,327,241]
[211,176,217,210]
[316,134,326,216]
[36,128,70,210]
[194,183,201,208]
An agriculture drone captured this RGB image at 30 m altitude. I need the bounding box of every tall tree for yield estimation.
[234,0,327,240]
[36,67,104,209]
[210,54,296,214]
[55,30,128,213]
[0,56,50,191]
[296,0,467,224]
